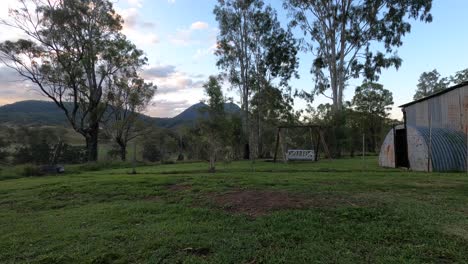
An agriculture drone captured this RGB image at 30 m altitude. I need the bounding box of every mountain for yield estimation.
[0,100,241,128]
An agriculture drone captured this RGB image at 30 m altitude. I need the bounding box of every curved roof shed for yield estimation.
[379,125,466,172]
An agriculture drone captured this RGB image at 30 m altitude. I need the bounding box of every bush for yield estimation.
[142,144,162,162]
[58,144,87,164]
[21,164,44,177]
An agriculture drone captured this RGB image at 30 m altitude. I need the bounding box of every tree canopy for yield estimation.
[0,0,148,161]
[284,0,433,110]
[214,0,298,159]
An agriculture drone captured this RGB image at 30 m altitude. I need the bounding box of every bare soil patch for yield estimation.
[209,189,370,217]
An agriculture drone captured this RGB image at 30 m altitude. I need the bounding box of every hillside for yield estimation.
[0,100,240,128]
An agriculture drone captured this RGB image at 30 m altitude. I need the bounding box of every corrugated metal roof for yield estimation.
[415,127,467,172]
[400,81,468,108]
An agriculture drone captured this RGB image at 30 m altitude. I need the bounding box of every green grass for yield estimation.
[0,157,467,263]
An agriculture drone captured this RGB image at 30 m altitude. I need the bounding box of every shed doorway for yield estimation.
[395,128,409,168]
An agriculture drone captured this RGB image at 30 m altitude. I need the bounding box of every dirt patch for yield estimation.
[166,184,192,192]
[209,189,369,217]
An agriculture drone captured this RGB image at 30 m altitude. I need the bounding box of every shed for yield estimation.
[379,81,468,172]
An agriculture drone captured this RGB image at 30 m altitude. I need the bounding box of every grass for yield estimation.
[0,157,467,263]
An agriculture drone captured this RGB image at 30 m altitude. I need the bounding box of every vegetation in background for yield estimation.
[103,72,157,161]
[200,76,227,172]
[0,0,150,162]
[352,82,394,152]
[284,0,433,110]
[414,68,468,100]
[214,0,298,159]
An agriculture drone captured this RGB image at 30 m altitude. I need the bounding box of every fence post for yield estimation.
[131,141,137,174]
[362,133,365,169]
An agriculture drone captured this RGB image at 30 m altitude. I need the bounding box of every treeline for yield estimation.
[0,0,435,170]
[413,68,468,100]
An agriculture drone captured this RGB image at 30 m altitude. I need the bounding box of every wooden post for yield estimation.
[362,133,365,169]
[319,129,331,159]
[315,129,321,161]
[131,141,137,174]
[273,127,281,163]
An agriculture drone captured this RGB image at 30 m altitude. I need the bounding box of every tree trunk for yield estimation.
[119,143,127,162]
[209,146,216,173]
[85,127,99,162]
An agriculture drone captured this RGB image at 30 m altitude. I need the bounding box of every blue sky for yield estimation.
[1,0,468,119]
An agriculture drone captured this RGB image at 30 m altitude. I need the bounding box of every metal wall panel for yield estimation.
[404,85,468,133]
[415,127,466,172]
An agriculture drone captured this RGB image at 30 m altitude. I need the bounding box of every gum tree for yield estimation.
[214,0,298,159]
[284,0,433,110]
[0,0,147,161]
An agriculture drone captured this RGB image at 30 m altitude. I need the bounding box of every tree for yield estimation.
[251,84,297,157]
[413,69,449,100]
[451,68,468,85]
[0,137,10,163]
[200,76,226,172]
[214,0,298,159]
[0,0,147,161]
[284,0,432,110]
[103,72,156,161]
[352,82,393,152]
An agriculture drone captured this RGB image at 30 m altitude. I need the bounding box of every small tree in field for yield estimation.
[214,0,298,159]
[103,71,157,161]
[0,0,147,161]
[352,82,393,152]
[201,76,226,172]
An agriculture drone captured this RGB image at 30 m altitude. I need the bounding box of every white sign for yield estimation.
[286,149,315,161]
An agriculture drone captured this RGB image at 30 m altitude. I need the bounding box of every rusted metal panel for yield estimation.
[379,127,397,168]
[405,84,468,133]
[406,126,430,172]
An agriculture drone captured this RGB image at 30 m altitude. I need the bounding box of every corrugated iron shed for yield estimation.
[416,127,466,172]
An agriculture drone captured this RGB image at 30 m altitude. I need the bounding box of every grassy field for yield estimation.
[0,157,467,263]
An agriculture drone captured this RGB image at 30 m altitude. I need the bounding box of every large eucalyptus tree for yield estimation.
[284,0,433,110]
[214,0,298,159]
[0,0,148,161]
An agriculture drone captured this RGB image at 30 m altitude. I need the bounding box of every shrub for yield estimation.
[21,164,44,177]
[58,144,87,164]
[142,144,162,162]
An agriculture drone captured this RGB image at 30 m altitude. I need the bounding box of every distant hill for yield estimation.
[0,100,241,128]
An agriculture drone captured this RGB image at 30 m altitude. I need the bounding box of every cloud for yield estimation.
[0,67,45,105]
[168,0,176,4]
[119,7,156,30]
[141,64,205,95]
[127,0,143,8]
[193,43,218,60]
[140,64,206,117]
[190,21,209,30]
[154,72,204,94]
[146,99,191,117]
[116,6,159,46]
[142,65,177,78]
[169,21,212,46]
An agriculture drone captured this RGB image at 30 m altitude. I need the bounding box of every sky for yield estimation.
[0,0,467,120]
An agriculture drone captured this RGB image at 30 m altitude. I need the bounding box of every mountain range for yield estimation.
[0,100,241,128]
